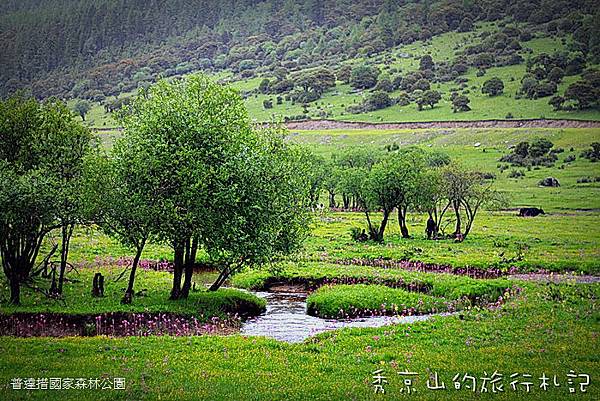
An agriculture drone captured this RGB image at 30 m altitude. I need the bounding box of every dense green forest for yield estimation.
[1,0,598,105]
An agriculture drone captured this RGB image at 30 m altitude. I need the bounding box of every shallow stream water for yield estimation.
[241,290,446,343]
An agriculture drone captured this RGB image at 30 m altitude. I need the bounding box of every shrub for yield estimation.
[508,169,525,178]
[581,143,600,162]
[482,77,504,96]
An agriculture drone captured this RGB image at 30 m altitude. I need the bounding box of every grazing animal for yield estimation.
[519,207,545,217]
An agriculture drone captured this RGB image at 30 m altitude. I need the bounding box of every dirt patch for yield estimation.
[285,118,600,131]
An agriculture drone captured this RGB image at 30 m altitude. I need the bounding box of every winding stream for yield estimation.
[241,290,447,343]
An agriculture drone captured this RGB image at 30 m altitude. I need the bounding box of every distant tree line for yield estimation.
[1,0,598,101]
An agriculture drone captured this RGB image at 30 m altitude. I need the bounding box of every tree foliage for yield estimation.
[115,74,312,295]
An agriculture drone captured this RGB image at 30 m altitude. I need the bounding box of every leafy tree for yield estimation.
[452,63,469,75]
[87,146,160,304]
[413,167,446,239]
[533,81,557,98]
[581,142,600,162]
[547,66,565,83]
[299,149,327,210]
[443,164,503,241]
[350,64,380,89]
[414,78,431,91]
[73,99,91,121]
[258,78,271,94]
[336,65,353,84]
[359,160,396,242]
[548,95,565,111]
[419,55,435,71]
[42,100,94,295]
[374,76,394,92]
[118,74,246,299]
[500,138,557,167]
[529,138,554,158]
[520,75,539,98]
[335,147,380,210]
[0,94,91,304]
[119,73,312,295]
[458,16,474,32]
[365,91,392,110]
[323,165,341,208]
[206,125,312,290]
[417,90,441,110]
[564,81,598,109]
[472,53,495,69]
[389,149,427,238]
[481,77,504,96]
[514,141,530,158]
[452,95,471,112]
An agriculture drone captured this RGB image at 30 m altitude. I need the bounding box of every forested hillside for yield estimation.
[1,0,599,123]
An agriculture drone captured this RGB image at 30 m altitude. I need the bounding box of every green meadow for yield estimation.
[3,86,600,401]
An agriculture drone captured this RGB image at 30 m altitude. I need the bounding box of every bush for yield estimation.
[350,64,380,89]
[508,169,525,178]
[500,138,558,167]
[482,77,504,96]
[581,143,600,162]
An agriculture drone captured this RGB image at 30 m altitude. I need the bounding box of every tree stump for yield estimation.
[92,273,104,297]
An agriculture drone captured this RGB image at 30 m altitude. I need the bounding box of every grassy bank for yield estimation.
[0,267,265,319]
[0,281,598,400]
[306,284,455,318]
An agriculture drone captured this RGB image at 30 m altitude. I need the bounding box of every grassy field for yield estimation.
[2,116,599,399]
[33,126,600,276]
[1,281,598,400]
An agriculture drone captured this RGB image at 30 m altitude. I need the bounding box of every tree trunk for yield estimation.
[92,273,105,297]
[453,200,462,235]
[9,275,20,305]
[364,210,377,241]
[208,267,230,291]
[56,224,74,295]
[378,210,390,241]
[122,240,145,304]
[169,243,185,300]
[397,207,410,238]
[328,191,336,208]
[180,237,199,299]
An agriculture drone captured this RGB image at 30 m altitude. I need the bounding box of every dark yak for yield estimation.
[519,207,545,217]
